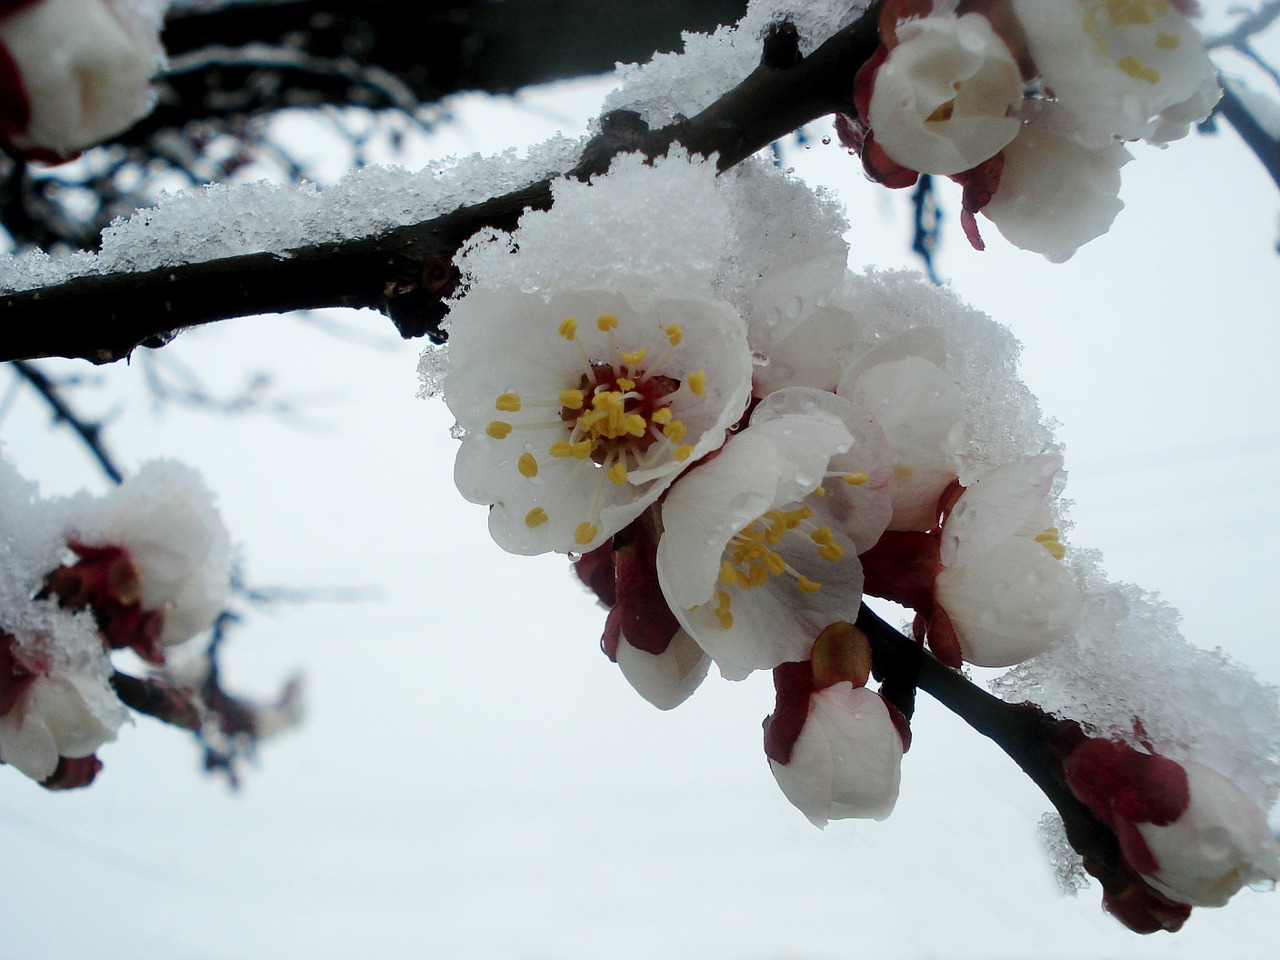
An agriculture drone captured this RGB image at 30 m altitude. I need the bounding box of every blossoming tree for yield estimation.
[2,0,1280,949]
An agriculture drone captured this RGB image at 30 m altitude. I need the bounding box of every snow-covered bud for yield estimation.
[981,103,1132,261]
[53,461,233,657]
[867,12,1023,175]
[0,0,165,156]
[935,453,1080,666]
[1012,0,1220,142]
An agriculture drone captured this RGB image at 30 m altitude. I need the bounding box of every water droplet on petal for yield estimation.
[567,551,582,562]
[751,351,771,367]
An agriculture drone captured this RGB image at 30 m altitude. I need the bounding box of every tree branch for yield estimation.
[9,360,124,483]
[0,5,882,364]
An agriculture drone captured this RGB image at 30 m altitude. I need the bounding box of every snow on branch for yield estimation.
[0,5,882,365]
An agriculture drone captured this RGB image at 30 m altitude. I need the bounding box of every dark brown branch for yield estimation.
[1217,86,1280,194]
[855,604,1133,898]
[9,360,124,483]
[0,5,882,364]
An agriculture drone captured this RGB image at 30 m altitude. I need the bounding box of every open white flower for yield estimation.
[1013,0,1220,142]
[769,683,903,827]
[656,389,890,680]
[1136,760,1280,908]
[445,286,752,555]
[0,0,164,154]
[868,12,1023,175]
[0,672,123,783]
[935,453,1082,666]
[983,102,1132,262]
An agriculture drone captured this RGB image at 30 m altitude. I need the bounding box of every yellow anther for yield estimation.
[486,421,513,440]
[662,419,686,443]
[496,393,522,412]
[620,348,646,366]
[1155,30,1179,50]
[843,471,871,486]
[665,324,684,346]
[813,485,826,497]
[559,316,578,340]
[1117,56,1160,84]
[575,521,599,545]
[624,414,646,437]
[524,507,548,528]
[1034,528,1061,543]
[926,100,956,124]
[1043,541,1067,561]
[617,378,636,391]
[550,440,593,459]
[714,591,734,630]
[652,407,673,425]
[597,314,619,332]
[559,389,585,409]
[810,526,836,546]
[747,564,768,588]
[797,575,821,594]
[608,462,628,486]
[674,445,694,462]
[720,560,738,587]
[1103,0,1162,27]
[687,369,706,396]
[763,551,786,577]
[518,453,539,478]
[818,543,844,563]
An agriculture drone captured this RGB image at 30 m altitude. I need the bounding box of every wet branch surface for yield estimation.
[0,4,882,364]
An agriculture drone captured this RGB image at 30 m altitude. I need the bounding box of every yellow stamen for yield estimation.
[617,378,636,391]
[1117,56,1160,84]
[843,471,870,485]
[559,317,578,340]
[674,445,694,462]
[597,314,619,332]
[524,508,548,528]
[495,393,521,412]
[662,419,687,443]
[687,370,706,396]
[559,389,585,410]
[486,421,513,440]
[714,590,734,629]
[575,521,598,545]
[1155,31,1179,50]
[608,462,628,486]
[620,348,646,366]
[666,324,684,346]
[651,408,673,425]
[549,440,593,459]
[518,453,538,478]
[797,575,821,594]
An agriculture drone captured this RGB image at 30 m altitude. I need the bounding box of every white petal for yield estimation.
[0,700,59,782]
[770,684,903,827]
[941,453,1062,568]
[27,675,119,759]
[615,629,710,711]
[1137,761,1280,908]
[869,13,1023,175]
[936,537,1082,667]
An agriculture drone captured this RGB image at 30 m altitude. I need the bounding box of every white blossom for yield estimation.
[614,629,710,711]
[445,287,752,555]
[868,12,1023,175]
[935,453,1082,666]
[1013,0,1221,143]
[0,0,164,153]
[982,102,1132,262]
[769,683,903,827]
[657,389,889,680]
[0,672,122,783]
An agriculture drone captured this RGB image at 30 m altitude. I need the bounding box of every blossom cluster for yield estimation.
[0,454,230,787]
[0,0,167,161]
[431,150,1279,930]
[839,0,1221,260]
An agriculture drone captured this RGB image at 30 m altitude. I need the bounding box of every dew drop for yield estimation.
[567,551,583,562]
[821,136,831,145]
[751,351,771,367]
